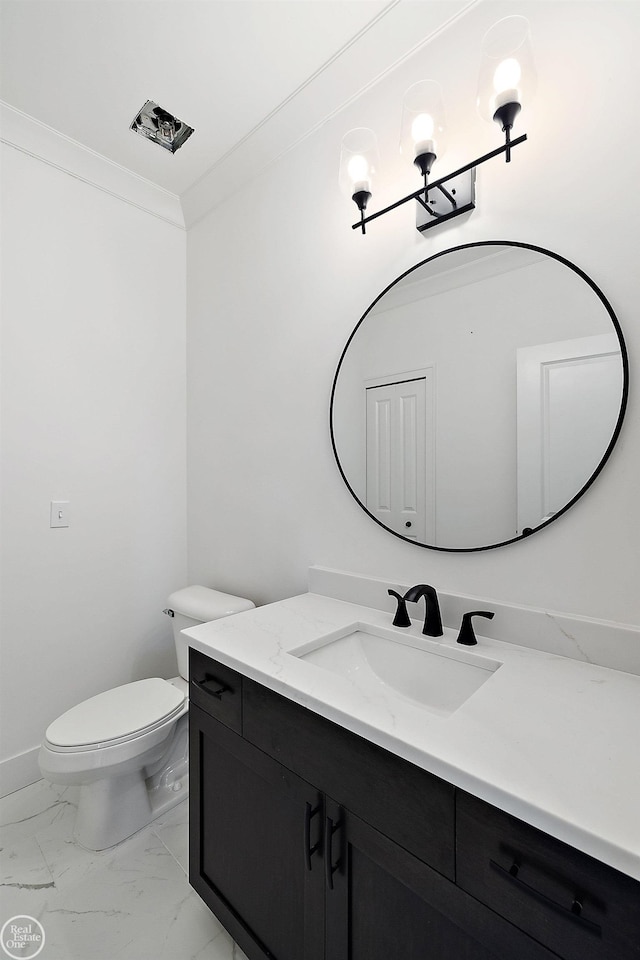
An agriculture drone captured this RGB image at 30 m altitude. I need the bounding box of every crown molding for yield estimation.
[181,0,479,230]
[1,1,481,231]
[1,102,185,229]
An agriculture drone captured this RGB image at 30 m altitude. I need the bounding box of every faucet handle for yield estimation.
[388,589,412,628]
[456,610,495,646]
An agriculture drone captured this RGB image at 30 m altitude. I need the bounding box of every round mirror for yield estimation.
[330,242,628,552]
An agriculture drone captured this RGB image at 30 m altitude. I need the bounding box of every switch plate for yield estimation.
[50,501,70,528]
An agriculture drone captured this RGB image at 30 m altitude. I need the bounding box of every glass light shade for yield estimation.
[400,81,447,164]
[477,16,536,124]
[339,128,380,199]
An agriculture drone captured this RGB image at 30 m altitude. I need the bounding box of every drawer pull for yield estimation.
[193,677,232,700]
[325,813,343,890]
[304,800,323,871]
[489,859,602,936]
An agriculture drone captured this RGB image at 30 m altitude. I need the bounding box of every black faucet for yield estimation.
[403,584,443,637]
[387,590,412,628]
[456,610,494,646]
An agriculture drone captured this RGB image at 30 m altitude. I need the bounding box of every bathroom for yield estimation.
[1,1,638,958]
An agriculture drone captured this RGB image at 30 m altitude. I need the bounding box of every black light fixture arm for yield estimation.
[414,154,436,215]
[417,193,439,217]
[493,101,522,162]
[352,189,372,235]
[417,182,458,219]
[351,132,527,233]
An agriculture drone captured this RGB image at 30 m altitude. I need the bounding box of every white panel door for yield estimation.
[517,334,623,533]
[366,375,433,541]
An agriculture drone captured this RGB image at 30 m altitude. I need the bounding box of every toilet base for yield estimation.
[74,771,150,849]
[73,713,190,850]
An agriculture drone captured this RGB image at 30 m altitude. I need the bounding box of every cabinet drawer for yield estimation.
[243,677,455,880]
[189,649,242,733]
[456,792,640,960]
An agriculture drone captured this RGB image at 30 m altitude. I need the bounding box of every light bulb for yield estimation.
[493,58,521,92]
[339,128,378,210]
[493,57,522,109]
[411,113,436,159]
[347,154,370,192]
[411,113,434,142]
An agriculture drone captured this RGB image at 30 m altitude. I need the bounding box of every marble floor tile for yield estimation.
[0,781,249,960]
[0,781,76,845]
[153,798,189,875]
[29,870,224,960]
[0,835,53,890]
[36,827,112,893]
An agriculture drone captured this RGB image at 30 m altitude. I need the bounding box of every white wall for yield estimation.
[0,143,187,793]
[187,0,640,626]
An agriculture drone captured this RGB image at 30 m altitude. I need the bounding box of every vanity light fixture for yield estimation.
[343,16,534,235]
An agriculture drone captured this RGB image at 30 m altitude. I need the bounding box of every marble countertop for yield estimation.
[185,590,640,882]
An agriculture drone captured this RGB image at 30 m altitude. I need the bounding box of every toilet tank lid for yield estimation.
[167,585,254,623]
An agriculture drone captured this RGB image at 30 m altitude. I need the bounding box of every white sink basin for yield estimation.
[289,623,502,717]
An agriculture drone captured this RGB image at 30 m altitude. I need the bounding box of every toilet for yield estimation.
[38,586,254,850]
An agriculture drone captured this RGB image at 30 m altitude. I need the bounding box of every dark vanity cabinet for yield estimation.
[189,701,324,960]
[189,649,640,960]
[456,792,640,960]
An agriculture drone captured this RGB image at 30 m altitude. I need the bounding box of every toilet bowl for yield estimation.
[38,586,254,850]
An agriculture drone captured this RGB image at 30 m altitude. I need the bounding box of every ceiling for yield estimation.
[0,0,476,217]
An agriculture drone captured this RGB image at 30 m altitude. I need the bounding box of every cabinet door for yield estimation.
[324,799,558,960]
[190,703,324,960]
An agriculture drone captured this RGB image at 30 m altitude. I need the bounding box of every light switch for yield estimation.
[50,501,70,528]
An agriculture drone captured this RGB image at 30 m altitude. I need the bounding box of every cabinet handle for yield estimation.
[325,813,343,890]
[304,800,322,871]
[193,677,232,700]
[489,859,602,936]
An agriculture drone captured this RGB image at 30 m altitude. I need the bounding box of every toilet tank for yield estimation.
[165,586,255,680]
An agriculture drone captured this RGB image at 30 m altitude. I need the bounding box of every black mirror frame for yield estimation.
[329,240,629,553]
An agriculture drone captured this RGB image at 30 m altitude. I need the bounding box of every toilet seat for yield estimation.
[45,678,186,751]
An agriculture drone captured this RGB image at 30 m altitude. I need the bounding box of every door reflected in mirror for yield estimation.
[330,242,628,551]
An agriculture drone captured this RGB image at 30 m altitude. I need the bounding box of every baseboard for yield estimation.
[0,746,42,798]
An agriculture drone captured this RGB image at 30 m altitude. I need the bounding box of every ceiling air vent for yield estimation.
[130,100,194,153]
